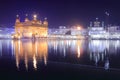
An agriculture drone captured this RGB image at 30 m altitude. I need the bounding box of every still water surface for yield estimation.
[0,39,120,71]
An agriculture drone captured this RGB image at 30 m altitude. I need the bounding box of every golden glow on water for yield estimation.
[16,55,19,69]
[76,40,83,58]
[12,40,48,70]
[77,45,80,58]
[25,52,28,70]
[1,40,116,70]
[11,40,85,70]
[3,39,120,71]
[33,54,37,70]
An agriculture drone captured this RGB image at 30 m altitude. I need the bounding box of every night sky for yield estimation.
[0,0,120,28]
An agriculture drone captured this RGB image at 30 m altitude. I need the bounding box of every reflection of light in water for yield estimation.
[102,53,104,61]
[90,52,105,66]
[11,40,14,56]
[90,52,92,60]
[35,41,38,55]
[53,42,56,51]
[89,40,110,66]
[66,41,69,48]
[90,51,106,66]
[53,41,58,53]
[18,40,20,54]
[48,40,83,58]
[44,56,47,65]
[104,58,109,70]
[33,54,37,70]
[89,40,106,53]
[88,40,120,68]
[25,52,28,70]
[71,40,77,53]
[94,53,100,66]
[16,54,19,69]
[16,59,19,69]
[77,45,80,58]
[13,40,48,70]
[77,40,83,58]
[63,46,66,57]
[0,41,2,56]
[68,40,71,46]
[2,39,120,70]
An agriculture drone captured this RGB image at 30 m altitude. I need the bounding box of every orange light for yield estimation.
[33,14,37,18]
[76,25,82,30]
[77,27,80,30]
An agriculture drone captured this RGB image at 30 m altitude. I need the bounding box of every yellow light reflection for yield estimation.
[77,45,80,58]
[16,56,19,69]
[44,56,47,65]
[13,40,48,70]
[33,54,37,70]
[25,52,28,70]
[76,40,83,58]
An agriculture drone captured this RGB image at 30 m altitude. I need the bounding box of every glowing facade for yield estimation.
[12,14,48,39]
[88,18,107,39]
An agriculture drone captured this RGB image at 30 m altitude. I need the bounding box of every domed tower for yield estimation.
[15,15,21,33]
[43,17,48,27]
[15,15,20,25]
[25,14,29,22]
[33,14,37,21]
[94,18,100,27]
[32,14,40,24]
[14,15,22,39]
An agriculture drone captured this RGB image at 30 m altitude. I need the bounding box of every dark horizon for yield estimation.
[0,0,120,28]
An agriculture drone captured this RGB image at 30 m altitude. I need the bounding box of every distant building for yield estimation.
[48,26,71,35]
[12,14,48,39]
[88,18,107,39]
[0,27,14,38]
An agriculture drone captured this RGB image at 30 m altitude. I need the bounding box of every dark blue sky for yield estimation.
[0,0,120,28]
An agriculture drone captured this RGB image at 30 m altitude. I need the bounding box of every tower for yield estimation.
[94,18,100,27]
[33,14,37,21]
[15,15,20,24]
[25,14,29,22]
[43,17,48,27]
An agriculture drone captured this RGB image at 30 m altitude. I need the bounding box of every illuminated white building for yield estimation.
[0,27,14,38]
[88,18,108,39]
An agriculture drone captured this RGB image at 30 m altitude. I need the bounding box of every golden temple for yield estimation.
[12,14,48,39]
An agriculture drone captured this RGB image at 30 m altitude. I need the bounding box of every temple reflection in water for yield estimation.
[0,40,120,70]
[88,40,120,69]
[48,40,84,58]
[12,40,48,70]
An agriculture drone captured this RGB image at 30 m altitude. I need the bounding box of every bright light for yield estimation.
[44,17,47,20]
[77,27,80,30]
[33,55,37,70]
[16,15,19,18]
[77,26,82,30]
[33,14,37,20]
[33,14,37,18]
[77,45,80,58]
